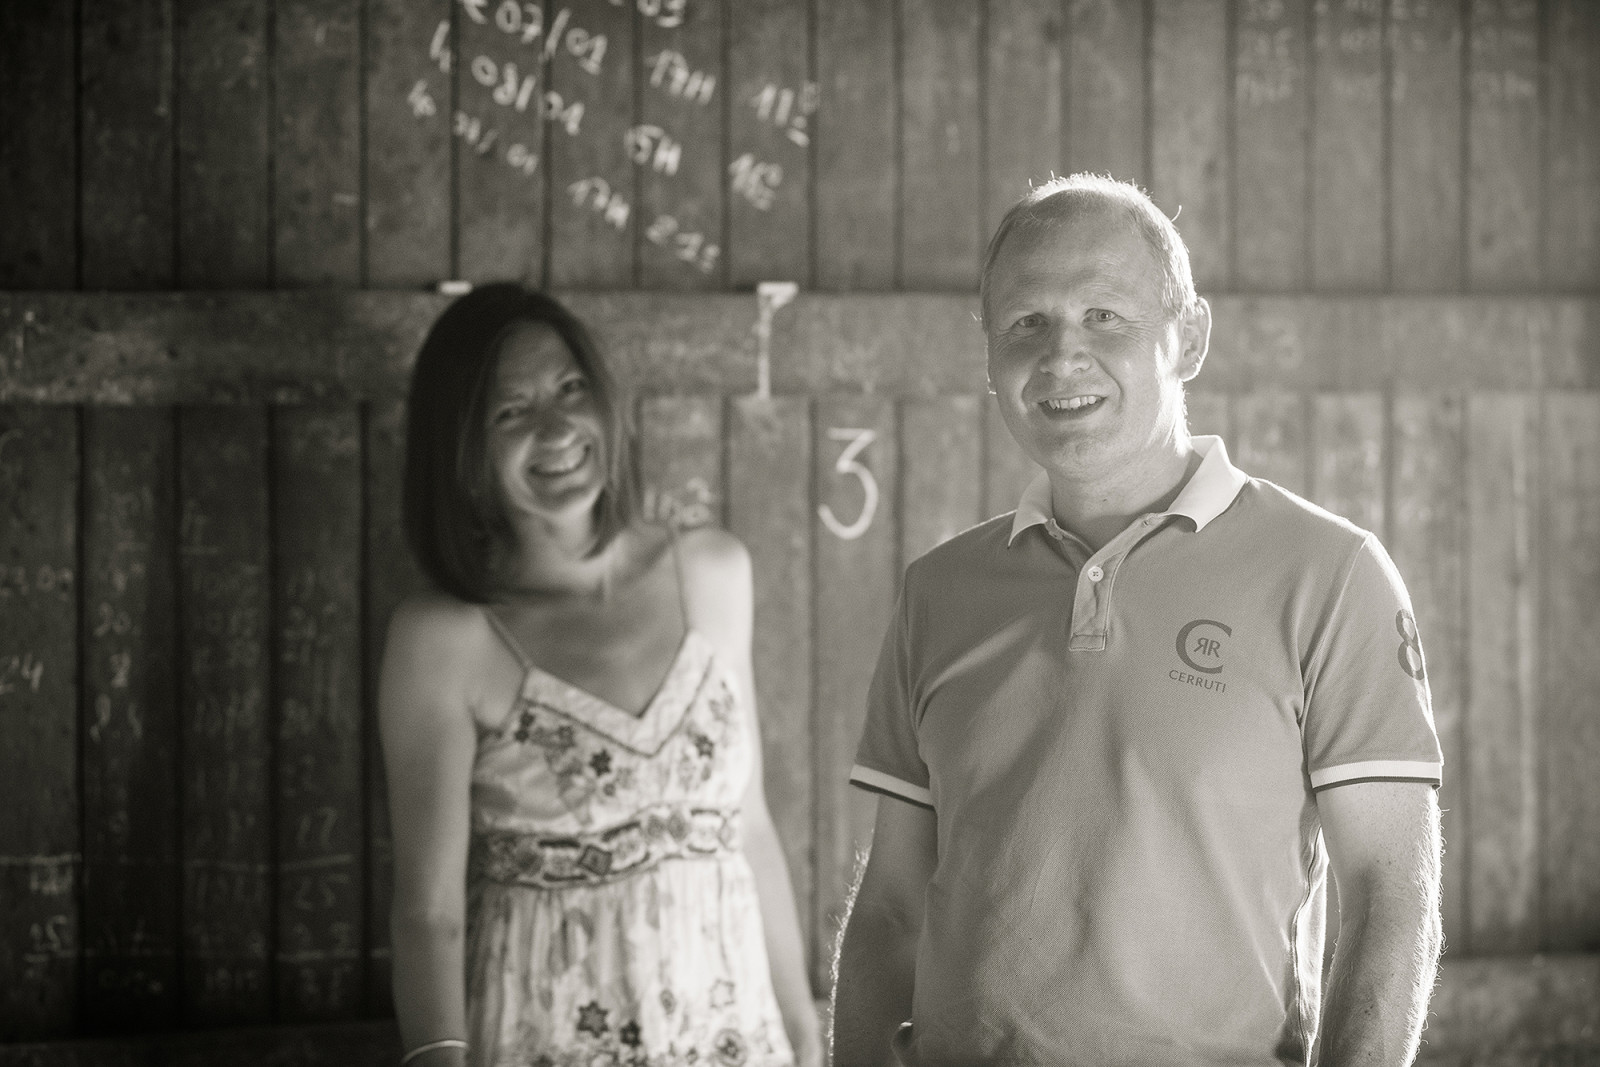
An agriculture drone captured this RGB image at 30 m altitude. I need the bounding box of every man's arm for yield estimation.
[830,794,938,1067]
[1317,780,1443,1065]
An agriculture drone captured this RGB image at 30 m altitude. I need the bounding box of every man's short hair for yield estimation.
[980,173,1199,327]
[402,283,640,603]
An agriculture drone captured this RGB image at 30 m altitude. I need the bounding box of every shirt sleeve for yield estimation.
[1302,533,1443,791]
[849,581,933,810]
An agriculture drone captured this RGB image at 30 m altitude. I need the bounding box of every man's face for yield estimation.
[984,207,1206,484]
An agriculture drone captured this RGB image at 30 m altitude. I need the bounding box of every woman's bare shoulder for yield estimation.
[674,524,751,578]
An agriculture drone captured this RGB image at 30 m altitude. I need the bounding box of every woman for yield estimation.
[379,284,821,1067]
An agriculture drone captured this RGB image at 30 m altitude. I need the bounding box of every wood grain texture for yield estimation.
[361,400,422,1013]
[1149,0,1230,290]
[1465,0,1541,289]
[727,396,815,986]
[638,0,724,289]
[983,0,1064,235]
[638,395,723,530]
[0,0,78,288]
[273,0,361,286]
[1233,0,1309,291]
[364,0,453,287]
[547,0,634,288]
[1464,391,1540,953]
[175,0,270,287]
[728,0,813,286]
[1230,391,1308,494]
[1310,0,1386,289]
[80,0,176,289]
[982,393,1038,521]
[770,293,987,398]
[899,396,981,564]
[1388,0,1464,291]
[273,408,364,1019]
[1544,0,1600,289]
[0,406,80,1039]
[1308,392,1385,534]
[814,0,895,290]
[454,0,545,284]
[812,394,896,991]
[1538,391,1600,948]
[900,0,982,289]
[177,406,272,1024]
[1389,393,1467,955]
[1065,0,1147,184]
[80,407,180,1032]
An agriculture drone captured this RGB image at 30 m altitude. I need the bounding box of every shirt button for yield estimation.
[1086,565,1104,582]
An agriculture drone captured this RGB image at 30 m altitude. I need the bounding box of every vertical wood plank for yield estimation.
[80,0,176,289]
[728,0,813,286]
[455,1,545,284]
[1539,391,1600,948]
[984,0,1064,235]
[1465,0,1541,289]
[176,0,271,287]
[548,0,634,288]
[638,0,725,289]
[1464,391,1539,952]
[1065,0,1148,184]
[982,394,1038,521]
[1310,0,1386,289]
[362,400,423,1014]
[638,396,723,530]
[1233,0,1309,291]
[0,1,77,287]
[178,407,272,1024]
[1389,393,1467,953]
[0,406,79,1039]
[900,0,982,289]
[365,0,453,287]
[727,397,815,987]
[1308,393,1385,533]
[273,408,363,1020]
[899,396,981,564]
[1544,0,1600,289]
[1230,391,1308,494]
[815,0,895,290]
[813,395,897,990]
[1150,0,1231,290]
[1388,0,1464,291]
[274,0,362,286]
[81,408,180,1032]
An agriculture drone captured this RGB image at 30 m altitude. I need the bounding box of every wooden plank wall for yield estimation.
[3,0,1598,294]
[0,0,1597,1048]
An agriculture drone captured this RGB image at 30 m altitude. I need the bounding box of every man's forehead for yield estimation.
[992,216,1164,298]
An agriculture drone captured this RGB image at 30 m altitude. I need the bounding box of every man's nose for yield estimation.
[1039,323,1094,375]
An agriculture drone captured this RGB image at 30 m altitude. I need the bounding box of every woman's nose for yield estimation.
[531,409,578,445]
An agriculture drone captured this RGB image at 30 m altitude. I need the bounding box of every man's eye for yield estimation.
[1088,309,1117,324]
[1015,314,1045,329]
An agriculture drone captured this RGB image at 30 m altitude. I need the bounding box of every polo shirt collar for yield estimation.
[1007,435,1248,546]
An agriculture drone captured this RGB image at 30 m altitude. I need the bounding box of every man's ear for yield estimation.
[1176,296,1211,383]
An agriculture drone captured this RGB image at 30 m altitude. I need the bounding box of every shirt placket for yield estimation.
[1054,514,1169,652]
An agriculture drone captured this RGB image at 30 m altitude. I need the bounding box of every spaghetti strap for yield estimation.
[666,525,692,633]
[482,606,535,671]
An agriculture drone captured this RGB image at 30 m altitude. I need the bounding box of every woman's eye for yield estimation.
[559,377,590,397]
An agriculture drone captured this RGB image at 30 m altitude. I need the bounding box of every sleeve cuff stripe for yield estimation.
[1310,759,1442,789]
[849,765,932,808]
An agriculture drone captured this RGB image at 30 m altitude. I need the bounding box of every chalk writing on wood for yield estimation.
[818,428,879,541]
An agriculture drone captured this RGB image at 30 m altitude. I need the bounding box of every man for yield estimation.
[831,174,1443,1065]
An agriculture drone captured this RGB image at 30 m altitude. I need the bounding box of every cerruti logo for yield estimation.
[1170,619,1232,694]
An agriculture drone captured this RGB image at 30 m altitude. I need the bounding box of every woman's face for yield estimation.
[482,322,608,527]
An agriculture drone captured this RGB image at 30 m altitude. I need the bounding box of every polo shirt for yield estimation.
[850,436,1442,1066]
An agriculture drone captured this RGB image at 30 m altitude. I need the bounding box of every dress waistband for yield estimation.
[471,805,740,889]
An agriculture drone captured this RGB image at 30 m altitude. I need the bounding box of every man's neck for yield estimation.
[1047,443,1203,552]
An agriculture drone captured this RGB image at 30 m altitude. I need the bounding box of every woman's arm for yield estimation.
[684,528,823,1067]
[378,597,486,1067]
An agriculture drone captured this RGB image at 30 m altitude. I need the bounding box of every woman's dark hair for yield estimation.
[402,283,639,603]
